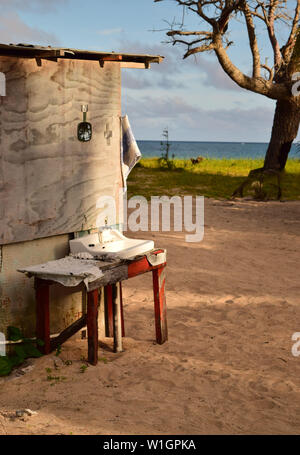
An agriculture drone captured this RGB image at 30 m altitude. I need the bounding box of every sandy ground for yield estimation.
[1,198,300,435]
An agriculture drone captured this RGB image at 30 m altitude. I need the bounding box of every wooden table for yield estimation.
[22,249,167,365]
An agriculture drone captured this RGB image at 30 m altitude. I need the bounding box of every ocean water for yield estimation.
[137,140,299,160]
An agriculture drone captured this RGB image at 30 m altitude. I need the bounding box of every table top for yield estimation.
[18,249,166,291]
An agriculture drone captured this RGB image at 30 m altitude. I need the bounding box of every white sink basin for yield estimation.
[69,230,154,260]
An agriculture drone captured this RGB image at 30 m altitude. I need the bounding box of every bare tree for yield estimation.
[155,0,300,197]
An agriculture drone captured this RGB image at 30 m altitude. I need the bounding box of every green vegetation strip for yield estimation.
[127,158,300,200]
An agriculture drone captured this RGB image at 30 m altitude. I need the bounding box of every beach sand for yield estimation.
[1,198,300,435]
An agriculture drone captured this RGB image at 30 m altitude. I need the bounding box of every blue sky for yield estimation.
[0,0,298,142]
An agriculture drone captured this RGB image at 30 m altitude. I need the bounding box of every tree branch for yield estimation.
[155,0,294,99]
[213,33,288,99]
[167,30,212,37]
[242,0,261,78]
[261,63,274,81]
[281,0,300,64]
[268,1,282,70]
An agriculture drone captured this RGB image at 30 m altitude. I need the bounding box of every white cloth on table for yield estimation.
[18,256,104,288]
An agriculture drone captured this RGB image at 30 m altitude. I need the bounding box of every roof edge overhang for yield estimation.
[0,43,164,67]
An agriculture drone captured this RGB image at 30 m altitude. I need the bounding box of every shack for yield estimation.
[0,43,163,338]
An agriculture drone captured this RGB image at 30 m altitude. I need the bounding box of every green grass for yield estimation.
[127,158,300,200]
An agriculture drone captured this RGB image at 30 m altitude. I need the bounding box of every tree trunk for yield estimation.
[232,96,300,199]
[263,98,300,171]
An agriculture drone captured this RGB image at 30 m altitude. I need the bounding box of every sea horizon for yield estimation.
[137,139,271,143]
[137,139,299,160]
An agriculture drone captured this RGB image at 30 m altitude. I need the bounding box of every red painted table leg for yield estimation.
[35,278,51,355]
[87,289,99,365]
[104,284,114,337]
[119,282,125,338]
[152,265,168,344]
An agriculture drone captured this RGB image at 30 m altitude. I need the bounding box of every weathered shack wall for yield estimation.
[0,234,78,337]
[0,235,106,339]
[0,57,122,245]
[0,57,122,336]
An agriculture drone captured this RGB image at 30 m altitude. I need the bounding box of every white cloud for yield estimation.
[122,71,185,90]
[195,55,244,92]
[123,93,275,141]
[117,39,184,74]
[0,12,59,45]
[0,0,65,45]
[96,28,123,36]
[0,0,68,12]
[118,38,244,93]
[122,72,153,90]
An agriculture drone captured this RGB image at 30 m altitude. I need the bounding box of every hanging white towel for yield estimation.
[121,115,141,190]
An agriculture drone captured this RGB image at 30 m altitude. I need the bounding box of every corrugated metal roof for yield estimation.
[0,43,164,65]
